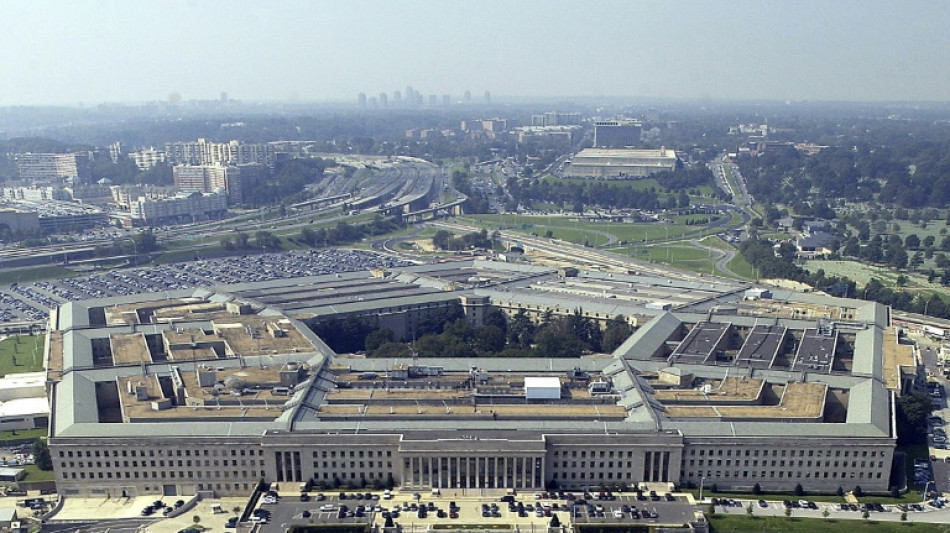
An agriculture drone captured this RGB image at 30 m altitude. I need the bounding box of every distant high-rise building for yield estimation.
[442,94,450,106]
[379,93,388,108]
[406,86,415,105]
[464,90,471,103]
[130,148,167,171]
[172,163,264,204]
[594,119,642,148]
[15,152,92,182]
[484,91,491,104]
[358,93,367,108]
[164,139,276,169]
[109,141,123,163]
[428,94,437,106]
[220,91,228,102]
[393,91,402,106]
[532,112,582,127]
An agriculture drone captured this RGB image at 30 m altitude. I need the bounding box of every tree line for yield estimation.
[220,215,406,251]
[313,305,635,359]
[738,238,950,319]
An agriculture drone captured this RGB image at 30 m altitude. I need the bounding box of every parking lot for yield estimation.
[0,249,411,326]
[251,489,695,532]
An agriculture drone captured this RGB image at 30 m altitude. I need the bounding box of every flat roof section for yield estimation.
[792,328,837,372]
[117,365,301,422]
[664,382,827,421]
[315,402,628,421]
[47,331,64,382]
[736,325,786,368]
[882,326,915,391]
[237,278,409,306]
[672,322,730,364]
[161,316,315,358]
[652,377,764,404]
[110,333,152,365]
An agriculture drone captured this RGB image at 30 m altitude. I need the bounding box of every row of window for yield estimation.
[64,459,259,469]
[552,450,636,459]
[690,459,885,469]
[684,469,884,480]
[688,448,885,458]
[313,450,392,459]
[555,461,634,469]
[313,461,392,469]
[59,448,262,459]
[63,469,264,480]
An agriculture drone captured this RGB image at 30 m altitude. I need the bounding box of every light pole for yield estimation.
[128,236,138,266]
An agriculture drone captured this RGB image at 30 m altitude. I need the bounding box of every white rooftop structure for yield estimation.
[524,376,561,400]
[0,371,47,401]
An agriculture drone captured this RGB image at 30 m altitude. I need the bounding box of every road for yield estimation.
[690,237,742,279]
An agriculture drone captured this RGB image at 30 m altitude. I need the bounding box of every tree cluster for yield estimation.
[432,229,493,251]
[313,306,634,360]
[451,170,490,214]
[738,132,950,209]
[243,157,332,207]
[739,237,950,318]
[895,392,933,445]
[93,230,160,257]
[298,216,405,249]
[220,230,281,251]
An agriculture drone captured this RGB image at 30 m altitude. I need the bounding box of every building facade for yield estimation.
[594,120,642,148]
[46,262,904,499]
[566,148,678,178]
[14,152,92,182]
[165,139,275,169]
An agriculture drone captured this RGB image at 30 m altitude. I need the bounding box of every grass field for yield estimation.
[709,515,945,533]
[0,335,45,374]
[0,428,45,442]
[462,214,727,245]
[21,463,55,482]
[0,266,75,285]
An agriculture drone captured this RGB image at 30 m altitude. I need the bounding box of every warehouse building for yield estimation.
[566,148,678,178]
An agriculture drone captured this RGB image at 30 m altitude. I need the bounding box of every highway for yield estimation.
[0,159,453,269]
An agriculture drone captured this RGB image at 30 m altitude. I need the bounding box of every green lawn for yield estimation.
[0,266,75,285]
[21,463,55,482]
[462,214,725,245]
[710,515,941,533]
[0,428,46,442]
[0,335,45,374]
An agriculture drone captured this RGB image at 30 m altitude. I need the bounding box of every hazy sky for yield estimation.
[1,0,948,106]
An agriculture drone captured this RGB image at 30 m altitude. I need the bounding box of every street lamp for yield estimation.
[128,236,138,266]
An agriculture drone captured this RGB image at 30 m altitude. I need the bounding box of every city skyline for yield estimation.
[1,0,948,106]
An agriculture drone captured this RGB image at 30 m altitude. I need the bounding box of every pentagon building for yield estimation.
[45,260,916,499]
